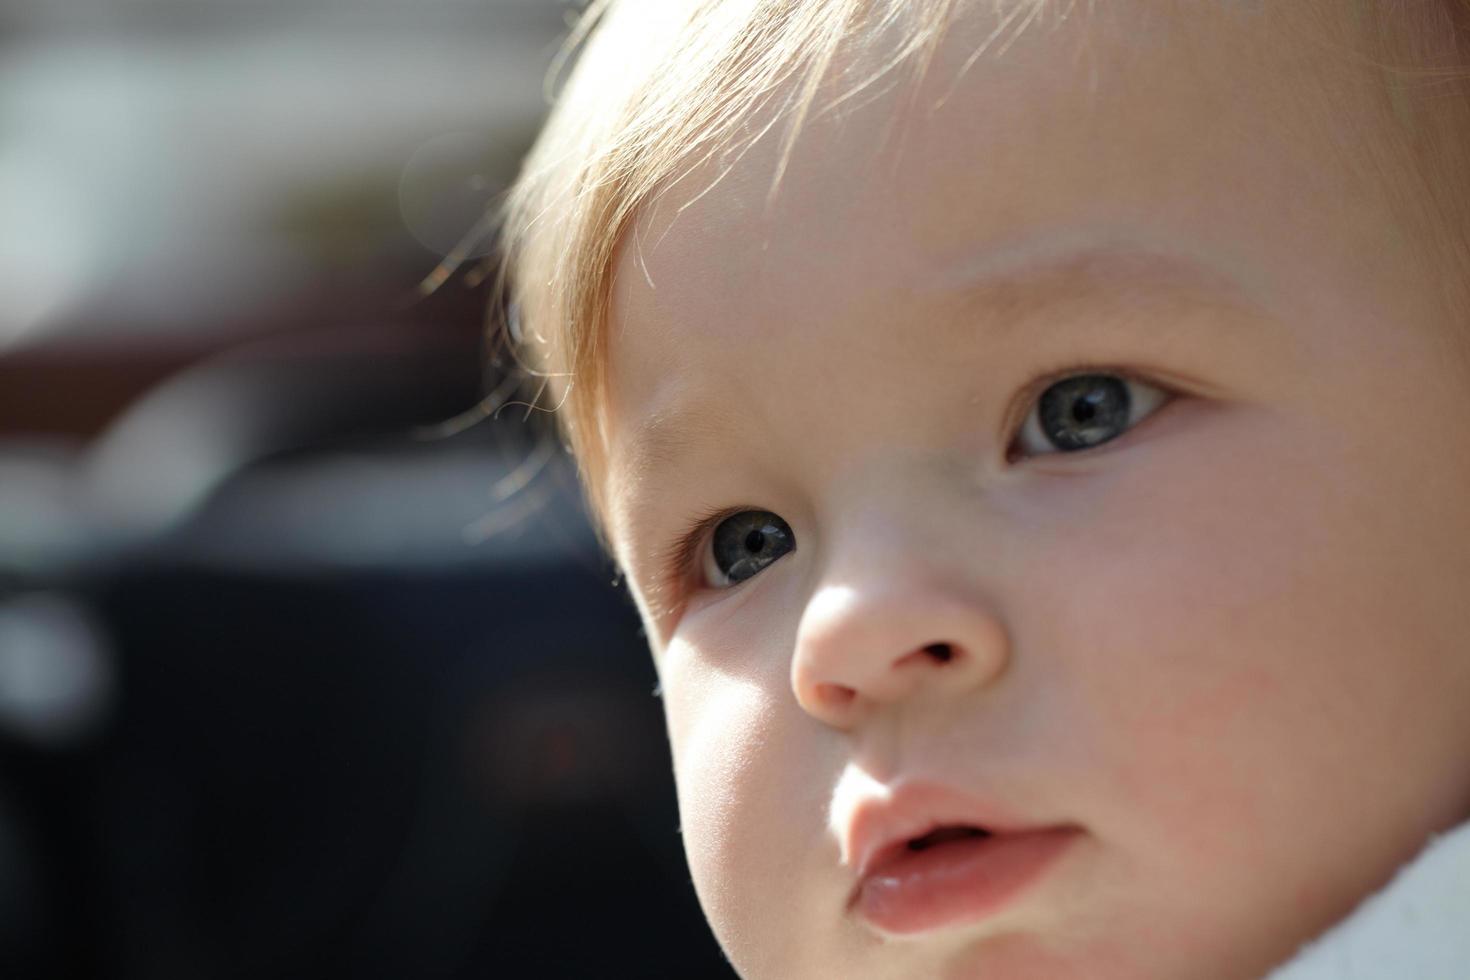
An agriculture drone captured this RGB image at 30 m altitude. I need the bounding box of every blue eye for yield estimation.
[702,510,796,588]
[1012,372,1168,459]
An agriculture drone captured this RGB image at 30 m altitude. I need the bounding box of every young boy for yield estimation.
[499,1,1470,976]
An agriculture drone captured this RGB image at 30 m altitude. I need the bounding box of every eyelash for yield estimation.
[658,504,744,600]
[657,365,1177,600]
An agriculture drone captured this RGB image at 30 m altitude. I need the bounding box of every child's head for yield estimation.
[503,1,1470,976]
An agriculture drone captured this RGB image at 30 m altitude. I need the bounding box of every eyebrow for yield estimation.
[928,236,1267,347]
[926,233,1262,301]
[610,397,741,519]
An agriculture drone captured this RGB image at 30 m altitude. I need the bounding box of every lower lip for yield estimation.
[852,828,1081,936]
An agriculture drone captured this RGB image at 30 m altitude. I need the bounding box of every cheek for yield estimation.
[1039,408,1452,742]
[664,657,777,889]
[1023,409,1470,954]
[660,637,834,958]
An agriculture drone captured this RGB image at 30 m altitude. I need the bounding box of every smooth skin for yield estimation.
[599,3,1470,978]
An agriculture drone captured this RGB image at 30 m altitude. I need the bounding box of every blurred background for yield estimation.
[0,1,735,976]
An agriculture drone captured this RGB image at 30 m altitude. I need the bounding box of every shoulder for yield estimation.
[1266,820,1470,980]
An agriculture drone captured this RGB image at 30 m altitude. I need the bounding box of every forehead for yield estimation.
[600,1,1401,548]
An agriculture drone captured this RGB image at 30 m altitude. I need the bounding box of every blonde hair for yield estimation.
[497,0,1037,521]
[496,0,1470,524]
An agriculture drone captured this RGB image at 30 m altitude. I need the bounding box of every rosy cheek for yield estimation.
[663,653,782,917]
[1105,661,1285,837]
[662,638,834,963]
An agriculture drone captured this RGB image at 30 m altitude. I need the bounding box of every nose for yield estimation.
[790,573,1011,730]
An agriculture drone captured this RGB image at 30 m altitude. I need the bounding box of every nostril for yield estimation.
[814,682,857,707]
[923,642,955,663]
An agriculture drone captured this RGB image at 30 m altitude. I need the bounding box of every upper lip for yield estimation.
[839,780,1064,883]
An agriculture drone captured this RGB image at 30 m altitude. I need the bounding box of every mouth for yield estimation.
[905,825,993,852]
[856,821,996,883]
[850,822,1080,937]
[837,783,1081,938]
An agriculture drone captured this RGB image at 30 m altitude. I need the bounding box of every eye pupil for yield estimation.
[744,529,766,554]
[1038,374,1131,451]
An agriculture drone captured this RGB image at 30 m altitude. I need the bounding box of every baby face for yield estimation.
[599,4,1470,978]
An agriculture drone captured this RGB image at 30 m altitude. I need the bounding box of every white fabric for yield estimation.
[1264,820,1470,979]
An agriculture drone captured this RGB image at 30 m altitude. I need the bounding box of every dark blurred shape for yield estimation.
[0,2,736,976]
[0,593,115,749]
[0,319,734,979]
[82,322,488,547]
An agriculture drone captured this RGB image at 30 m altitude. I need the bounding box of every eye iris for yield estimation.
[1038,374,1130,451]
[711,511,794,585]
